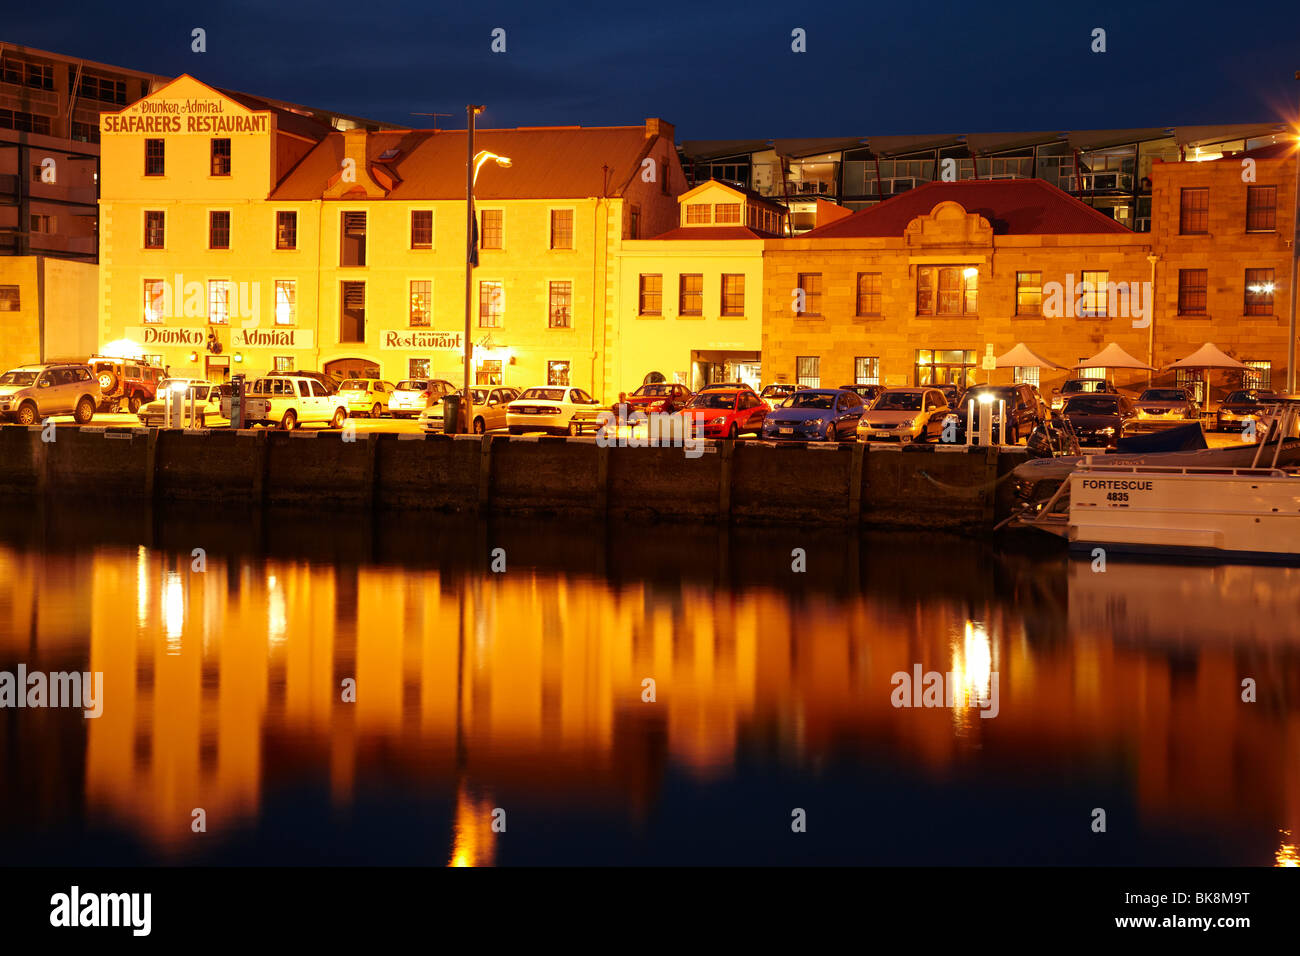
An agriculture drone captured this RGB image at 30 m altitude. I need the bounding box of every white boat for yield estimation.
[1016,406,1300,561]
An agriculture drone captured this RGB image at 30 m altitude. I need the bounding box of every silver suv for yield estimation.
[0,363,101,425]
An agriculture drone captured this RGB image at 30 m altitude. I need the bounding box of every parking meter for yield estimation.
[229,374,245,429]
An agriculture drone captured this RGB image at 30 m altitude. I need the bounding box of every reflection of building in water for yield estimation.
[1,542,1298,861]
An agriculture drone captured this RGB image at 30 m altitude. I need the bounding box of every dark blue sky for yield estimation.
[8,1,1300,139]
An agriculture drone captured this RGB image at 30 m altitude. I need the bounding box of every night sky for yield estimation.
[7,1,1300,139]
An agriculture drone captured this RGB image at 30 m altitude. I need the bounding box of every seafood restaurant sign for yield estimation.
[381,331,464,351]
[134,327,317,349]
[102,97,270,135]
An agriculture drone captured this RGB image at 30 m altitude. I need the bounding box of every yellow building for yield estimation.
[613,181,783,391]
[98,75,683,394]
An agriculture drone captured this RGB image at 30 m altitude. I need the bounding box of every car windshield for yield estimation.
[436,388,490,405]
[761,386,791,397]
[0,371,38,386]
[339,380,369,390]
[875,392,923,411]
[634,384,673,396]
[1063,380,1104,393]
[519,388,566,401]
[1139,389,1185,402]
[1066,396,1120,414]
[1224,391,1273,404]
[395,381,427,391]
[786,392,836,410]
[687,392,737,410]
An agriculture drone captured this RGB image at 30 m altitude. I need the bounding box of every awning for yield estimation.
[1073,342,1154,370]
[995,342,1067,370]
[1163,342,1251,370]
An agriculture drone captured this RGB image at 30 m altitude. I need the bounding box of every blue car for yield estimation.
[761,388,866,441]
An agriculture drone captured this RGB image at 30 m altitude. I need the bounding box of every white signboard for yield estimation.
[138,326,206,347]
[231,328,315,349]
[381,330,464,351]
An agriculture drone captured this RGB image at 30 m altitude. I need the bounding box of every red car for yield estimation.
[626,382,693,414]
[678,386,770,439]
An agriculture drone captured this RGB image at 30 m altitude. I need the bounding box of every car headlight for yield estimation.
[1099,427,1115,435]
[707,416,726,425]
[809,418,824,427]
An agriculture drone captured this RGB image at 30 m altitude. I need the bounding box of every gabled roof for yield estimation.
[800,179,1130,239]
[677,178,785,212]
[648,226,776,240]
[270,125,668,200]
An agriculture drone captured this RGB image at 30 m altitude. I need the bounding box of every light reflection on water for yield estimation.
[0,505,1297,866]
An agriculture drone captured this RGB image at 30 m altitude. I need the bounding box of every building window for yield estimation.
[1244,268,1275,316]
[76,72,126,104]
[209,211,230,250]
[0,108,51,135]
[1179,187,1209,234]
[1079,270,1109,318]
[547,361,570,386]
[1178,269,1208,315]
[795,273,822,315]
[207,280,230,325]
[274,280,296,326]
[479,280,504,327]
[341,281,366,342]
[0,286,20,311]
[854,356,880,385]
[477,360,503,386]
[410,210,433,250]
[273,356,294,373]
[144,211,165,249]
[1243,360,1272,390]
[145,139,165,176]
[2,59,54,90]
[796,356,820,388]
[29,214,55,234]
[686,204,710,224]
[1013,366,1041,388]
[1015,271,1042,316]
[210,138,231,176]
[856,273,882,316]
[679,274,703,316]
[409,280,431,327]
[550,209,573,250]
[721,274,746,316]
[628,205,640,239]
[340,211,366,266]
[714,203,741,224]
[479,209,503,249]
[639,274,662,315]
[1077,362,1105,381]
[143,354,164,369]
[143,280,166,323]
[276,211,297,250]
[917,265,978,316]
[409,358,430,379]
[548,281,572,328]
[1245,186,1277,232]
[1175,369,1206,406]
[71,121,100,144]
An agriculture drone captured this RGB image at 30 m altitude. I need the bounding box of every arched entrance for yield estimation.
[325,358,381,381]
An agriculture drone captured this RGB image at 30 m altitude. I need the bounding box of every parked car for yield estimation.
[0,362,100,425]
[388,378,455,418]
[1215,389,1280,432]
[1025,409,1082,458]
[856,387,949,443]
[762,388,865,441]
[758,383,808,407]
[137,379,229,428]
[337,378,395,418]
[626,382,693,414]
[288,370,345,395]
[1050,377,1118,411]
[1061,393,1137,448]
[950,383,1045,444]
[839,384,884,404]
[678,386,770,439]
[506,385,604,435]
[86,356,164,413]
[220,374,349,430]
[1129,387,1199,432]
[938,384,964,411]
[421,386,519,434]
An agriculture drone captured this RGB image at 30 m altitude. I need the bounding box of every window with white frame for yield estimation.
[796,356,820,388]
[854,356,879,385]
[274,280,296,326]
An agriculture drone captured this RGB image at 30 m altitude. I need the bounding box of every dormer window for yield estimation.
[685,204,710,224]
[714,203,741,224]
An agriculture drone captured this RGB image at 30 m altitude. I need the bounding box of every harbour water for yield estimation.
[0,504,1296,866]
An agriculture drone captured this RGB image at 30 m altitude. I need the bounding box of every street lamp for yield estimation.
[463,104,512,433]
[1288,71,1300,393]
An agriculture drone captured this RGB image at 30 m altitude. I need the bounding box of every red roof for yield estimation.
[648,226,776,240]
[802,178,1130,238]
[270,125,665,200]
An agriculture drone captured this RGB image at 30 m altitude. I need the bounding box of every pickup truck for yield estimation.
[220,374,349,430]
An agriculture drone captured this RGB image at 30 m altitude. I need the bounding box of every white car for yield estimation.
[388,378,455,419]
[138,379,229,428]
[337,378,395,418]
[506,385,604,435]
[220,374,349,430]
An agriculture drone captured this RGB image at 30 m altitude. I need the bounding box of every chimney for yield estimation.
[343,128,368,171]
[645,118,675,144]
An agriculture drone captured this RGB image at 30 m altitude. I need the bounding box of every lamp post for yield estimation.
[1288,71,1300,393]
[1146,253,1159,389]
[462,105,512,432]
